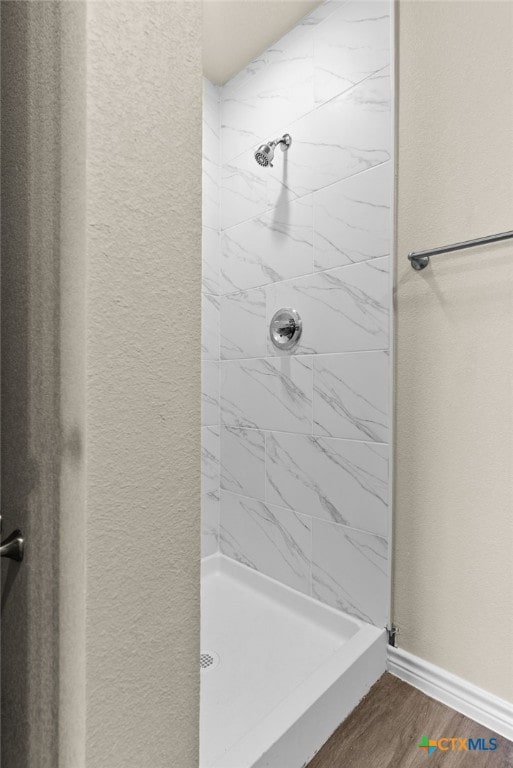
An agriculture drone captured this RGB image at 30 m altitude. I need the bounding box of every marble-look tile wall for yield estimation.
[201,79,220,557]
[202,0,393,628]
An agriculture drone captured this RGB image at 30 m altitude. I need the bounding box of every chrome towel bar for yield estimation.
[408,229,513,271]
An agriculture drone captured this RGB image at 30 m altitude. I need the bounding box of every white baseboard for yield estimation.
[387,647,513,742]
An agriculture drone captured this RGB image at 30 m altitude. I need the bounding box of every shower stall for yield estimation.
[201,2,394,764]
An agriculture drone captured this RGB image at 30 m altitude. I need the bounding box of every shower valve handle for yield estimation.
[269,308,302,350]
[272,318,296,336]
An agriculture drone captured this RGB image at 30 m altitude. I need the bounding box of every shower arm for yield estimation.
[273,135,291,150]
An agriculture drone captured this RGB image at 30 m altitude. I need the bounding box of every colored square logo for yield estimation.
[418,736,438,755]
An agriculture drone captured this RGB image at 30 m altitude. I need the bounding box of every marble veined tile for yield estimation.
[220,426,265,500]
[311,68,391,190]
[314,162,392,271]
[202,426,220,499]
[204,76,220,101]
[202,361,219,426]
[201,365,220,557]
[201,293,220,360]
[312,519,388,626]
[266,432,389,536]
[265,21,311,64]
[220,195,313,294]
[220,288,266,360]
[300,0,346,26]
[314,0,390,104]
[264,138,316,208]
[220,95,264,169]
[263,24,314,119]
[267,68,391,209]
[220,25,314,164]
[313,351,389,442]
[203,80,220,231]
[220,150,267,230]
[202,492,219,558]
[220,491,312,594]
[267,257,389,356]
[202,226,220,295]
[202,159,219,231]
[203,78,220,163]
[222,53,267,101]
[221,356,313,433]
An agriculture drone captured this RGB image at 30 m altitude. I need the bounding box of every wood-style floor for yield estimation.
[307,673,513,768]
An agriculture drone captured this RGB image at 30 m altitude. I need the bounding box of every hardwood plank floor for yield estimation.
[307,673,513,768]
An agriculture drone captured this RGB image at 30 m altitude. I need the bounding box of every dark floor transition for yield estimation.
[307,673,513,768]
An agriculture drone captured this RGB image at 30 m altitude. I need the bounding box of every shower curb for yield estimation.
[388,647,513,742]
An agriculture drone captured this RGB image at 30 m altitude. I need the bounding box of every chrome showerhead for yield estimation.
[255,143,275,167]
[254,134,291,168]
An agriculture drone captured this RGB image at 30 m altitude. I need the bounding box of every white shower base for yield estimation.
[200,554,386,768]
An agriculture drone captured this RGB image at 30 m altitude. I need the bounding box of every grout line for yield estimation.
[309,516,313,598]
[218,349,389,364]
[264,281,269,361]
[316,514,389,542]
[220,64,391,170]
[219,353,313,364]
[217,418,222,554]
[216,345,221,552]
[221,424,388,446]
[311,358,315,437]
[218,0,351,102]
[222,489,389,542]
[266,429,389,447]
[220,159,392,235]
[216,253,391,299]
[264,430,268,504]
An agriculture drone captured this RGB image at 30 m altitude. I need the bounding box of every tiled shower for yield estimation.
[201,0,392,629]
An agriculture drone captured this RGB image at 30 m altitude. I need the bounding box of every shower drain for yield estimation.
[200,651,220,671]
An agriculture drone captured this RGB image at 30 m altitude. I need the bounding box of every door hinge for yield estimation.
[387,623,399,647]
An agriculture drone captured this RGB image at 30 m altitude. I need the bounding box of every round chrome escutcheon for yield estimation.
[269,308,302,351]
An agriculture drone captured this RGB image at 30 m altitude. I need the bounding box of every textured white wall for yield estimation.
[2,2,203,766]
[395,0,513,702]
[59,4,88,765]
[84,3,202,765]
[1,4,66,765]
